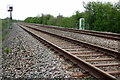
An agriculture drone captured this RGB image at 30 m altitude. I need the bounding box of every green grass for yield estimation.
[0,20,1,48]
[0,34,2,48]
[2,30,8,40]
[0,19,9,48]
[2,19,9,40]
[5,47,10,54]
[0,19,2,29]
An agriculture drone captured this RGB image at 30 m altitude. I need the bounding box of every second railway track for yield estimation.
[24,23,120,41]
[17,23,120,80]
[19,23,120,51]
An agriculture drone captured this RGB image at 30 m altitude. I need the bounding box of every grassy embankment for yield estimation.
[0,18,10,49]
[0,20,2,49]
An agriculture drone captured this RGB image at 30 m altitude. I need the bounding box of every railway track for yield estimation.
[17,23,120,80]
[19,23,120,52]
[22,23,120,41]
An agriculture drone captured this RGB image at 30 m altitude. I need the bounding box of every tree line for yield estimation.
[24,1,120,33]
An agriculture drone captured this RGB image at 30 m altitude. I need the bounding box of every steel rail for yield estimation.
[17,23,119,80]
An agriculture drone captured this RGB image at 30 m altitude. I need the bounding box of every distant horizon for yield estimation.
[0,0,119,20]
[0,11,84,21]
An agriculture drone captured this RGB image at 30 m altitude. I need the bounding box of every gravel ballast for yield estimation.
[2,24,96,79]
[31,25,119,51]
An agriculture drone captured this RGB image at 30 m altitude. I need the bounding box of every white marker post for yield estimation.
[79,18,85,30]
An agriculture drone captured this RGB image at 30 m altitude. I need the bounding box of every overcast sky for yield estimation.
[0,0,119,20]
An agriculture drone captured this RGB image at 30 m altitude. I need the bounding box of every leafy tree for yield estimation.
[47,16,56,25]
[56,14,63,26]
[84,1,120,33]
[42,14,52,25]
[24,1,120,33]
[71,11,84,29]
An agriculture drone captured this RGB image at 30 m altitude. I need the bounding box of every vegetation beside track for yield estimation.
[1,18,22,40]
[2,18,10,41]
[24,1,120,33]
[0,19,2,48]
[1,18,21,48]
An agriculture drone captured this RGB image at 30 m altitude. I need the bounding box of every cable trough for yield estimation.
[17,23,120,80]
